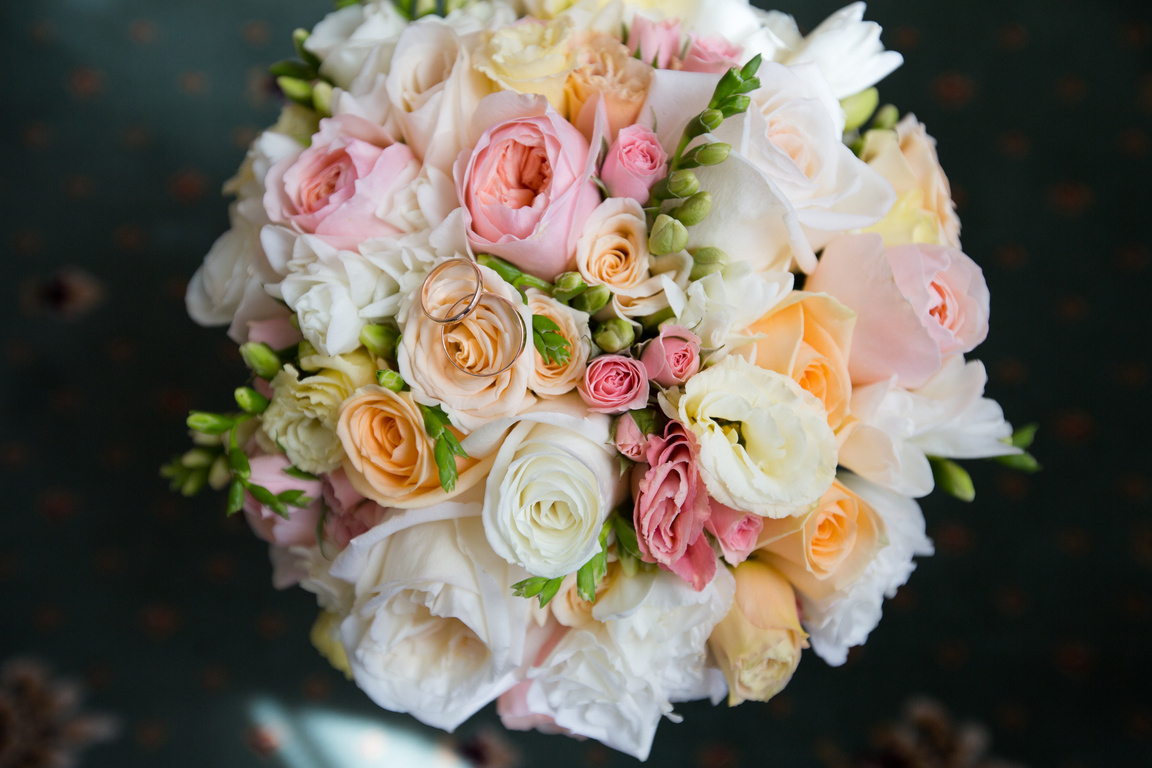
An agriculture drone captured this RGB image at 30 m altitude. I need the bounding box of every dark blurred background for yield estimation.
[1,0,1149,766]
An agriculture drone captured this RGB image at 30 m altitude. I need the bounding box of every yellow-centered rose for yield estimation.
[474,16,578,111]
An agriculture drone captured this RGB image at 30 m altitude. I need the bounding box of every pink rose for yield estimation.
[246,315,302,350]
[613,411,652,461]
[263,114,420,247]
[676,34,743,75]
[705,500,763,567]
[627,15,682,69]
[456,92,601,281]
[807,234,990,388]
[321,468,389,550]
[578,355,649,414]
[497,681,572,736]
[634,421,716,591]
[640,324,700,387]
[242,453,322,548]
[599,125,668,206]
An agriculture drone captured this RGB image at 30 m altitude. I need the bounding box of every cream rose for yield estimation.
[261,349,378,474]
[336,385,492,509]
[860,114,961,249]
[526,291,591,397]
[474,16,578,111]
[667,355,837,518]
[397,262,535,432]
[481,412,622,578]
[745,291,857,433]
[564,33,653,138]
[756,479,887,600]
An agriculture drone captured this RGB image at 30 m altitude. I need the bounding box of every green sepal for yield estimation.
[532,315,572,365]
[740,53,763,80]
[283,466,319,481]
[930,457,975,502]
[512,576,565,608]
[227,447,251,480]
[292,28,322,72]
[226,479,246,516]
[611,511,642,559]
[277,489,312,507]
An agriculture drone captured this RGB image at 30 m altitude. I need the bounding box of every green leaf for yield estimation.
[611,513,642,559]
[277,489,312,507]
[283,466,319,481]
[227,448,251,480]
[433,439,460,493]
[576,520,612,602]
[248,483,290,519]
[421,403,470,493]
[476,254,553,299]
[226,479,246,516]
[532,315,572,365]
[512,576,565,608]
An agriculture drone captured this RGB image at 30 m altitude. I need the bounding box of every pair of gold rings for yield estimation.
[418,259,527,378]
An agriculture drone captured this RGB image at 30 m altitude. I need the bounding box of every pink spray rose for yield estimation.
[263,114,420,247]
[613,411,653,461]
[634,421,716,591]
[242,453,322,548]
[321,468,389,550]
[640,324,701,387]
[578,355,650,414]
[676,34,743,75]
[627,15,682,69]
[599,124,668,206]
[807,234,991,388]
[705,500,763,567]
[456,92,601,281]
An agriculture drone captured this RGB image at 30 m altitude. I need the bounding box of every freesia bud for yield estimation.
[593,318,636,353]
[672,192,712,226]
[841,87,879,133]
[708,560,808,706]
[649,214,689,256]
[359,324,399,359]
[235,386,270,415]
[571,284,611,314]
[691,142,731,167]
[719,94,751,118]
[689,246,728,281]
[240,342,282,379]
[276,76,314,106]
[552,271,587,303]
[666,170,699,198]
[208,455,232,491]
[375,369,405,392]
[187,411,235,436]
[873,103,899,131]
[931,457,975,502]
[312,80,334,118]
[181,447,216,469]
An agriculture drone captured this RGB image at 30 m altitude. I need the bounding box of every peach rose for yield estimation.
[263,114,419,247]
[526,290,591,397]
[708,560,808,706]
[575,197,674,319]
[456,92,601,281]
[806,234,990,389]
[861,114,961,249]
[336,385,491,509]
[745,291,856,432]
[397,262,535,432]
[755,479,887,600]
[564,34,653,139]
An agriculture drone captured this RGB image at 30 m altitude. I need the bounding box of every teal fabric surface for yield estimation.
[1,1,1149,766]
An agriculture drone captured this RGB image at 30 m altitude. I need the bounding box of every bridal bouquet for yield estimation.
[166,0,1037,759]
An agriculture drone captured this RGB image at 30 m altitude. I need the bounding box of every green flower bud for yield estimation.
[240,342,282,380]
[292,28,311,60]
[208,455,232,491]
[552,271,587,303]
[689,246,728,281]
[994,451,1042,473]
[360,324,400,359]
[692,142,731,167]
[228,447,252,480]
[571,284,611,314]
[649,214,689,256]
[666,170,699,199]
[235,386,270,415]
[375,369,405,392]
[687,108,725,139]
[740,53,763,80]
[841,87,879,133]
[180,467,209,497]
[710,69,742,107]
[312,81,334,118]
[873,104,899,131]
[930,457,975,502]
[593,318,636,353]
[639,306,676,332]
[276,76,314,106]
[181,447,216,469]
[719,94,751,118]
[672,192,713,227]
[297,339,318,362]
[187,411,236,436]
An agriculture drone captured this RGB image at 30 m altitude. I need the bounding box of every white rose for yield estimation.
[711,62,895,264]
[593,567,735,703]
[331,516,529,731]
[667,355,837,518]
[186,204,263,328]
[305,1,409,89]
[838,356,1019,498]
[802,473,934,666]
[261,349,377,474]
[482,408,623,578]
